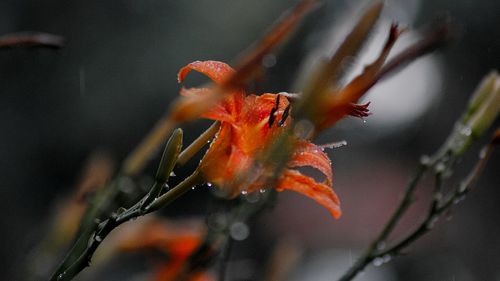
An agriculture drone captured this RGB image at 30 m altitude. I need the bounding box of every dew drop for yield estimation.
[259,189,267,194]
[435,162,446,173]
[262,54,277,68]
[119,177,135,194]
[241,190,248,195]
[460,125,472,136]
[479,147,487,159]
[373,257,384,267]
[453,195,466,204]
[420,155,431,165]
[207,182,212,187]
[230,222,250,241]
[57,273,66,281]
[170,171,176,177]
[382,254,392,263]
[426,216,439,229]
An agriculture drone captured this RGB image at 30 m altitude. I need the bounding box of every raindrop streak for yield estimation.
[79,67,86,97]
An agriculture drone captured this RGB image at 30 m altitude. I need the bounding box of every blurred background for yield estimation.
[0,0,499,280]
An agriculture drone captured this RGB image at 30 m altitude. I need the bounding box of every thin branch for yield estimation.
[337,128,498,281]
[337,162,430,281]
[0,32,65,49]
[50,169,203,281]
[377,135,497,257]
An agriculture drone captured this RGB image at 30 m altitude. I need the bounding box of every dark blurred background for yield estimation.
[1,0,499,280]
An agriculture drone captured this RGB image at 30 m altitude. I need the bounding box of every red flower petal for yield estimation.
[288,140,333,185]
[277,169,341,218]
[178,60,235,84]
[180,87,235,123]
[175,60,245,123]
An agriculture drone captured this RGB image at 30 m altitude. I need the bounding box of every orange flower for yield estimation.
[178,61,341,218]
[118,218,214,281]
[315,24,404,130]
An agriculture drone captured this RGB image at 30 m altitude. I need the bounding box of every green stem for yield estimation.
[337,162,429,281]
[177,122,220,165]
[49,169,202,281]
[147,170,203,212]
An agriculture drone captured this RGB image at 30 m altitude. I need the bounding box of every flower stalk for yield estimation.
[338,72,500,281]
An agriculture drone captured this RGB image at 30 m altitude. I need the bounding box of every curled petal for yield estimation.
[178,60,235,84]
[174,60,245,123]
[288,140,333,185]
[317,24,402,129]
[180,87,235,123]
[169,95,219,122]
[339,23,404,105]
[277,169,341,218]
